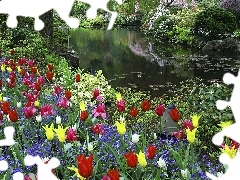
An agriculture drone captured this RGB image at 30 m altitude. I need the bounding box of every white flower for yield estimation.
[181,169,189,179]
[120,115,125,123]
[157,157,166,169]
[3,97,8,102]
[7,114,10,122]
[6,78,10,83]
[56,115,61,124]
[36,115,42,122]
[68,101,72,107]
[153,133,157,140]
[132,133,140,144]
[17,102,22,108]
[87,142,94,152]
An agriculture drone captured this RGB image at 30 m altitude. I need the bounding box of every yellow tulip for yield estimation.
[34,101,40,107]
[218,121,233,129]
[0,94,2,102]
[42,123,54,141]
[1,64,6,72]
[220,144,237,159]
[79,101,86,111]
[185,128,197,143]
[16,66,21,73]
[53,125,69,142]
[6,67,12,73]
[116,93,122,101]
[115,121,126,135]
[67,167,86,180]
[191,114,201,128]
[137,150,147,167]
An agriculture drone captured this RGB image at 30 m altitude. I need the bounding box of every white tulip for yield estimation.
[157,157,166,169]
[88,142,94,152]
[36,115,42,122]
[3,97,8,102]
[56,115,61,124]
[17,102,22,108]
[132,133,140,144]
[153,133,157,140]
[181,169,189,179]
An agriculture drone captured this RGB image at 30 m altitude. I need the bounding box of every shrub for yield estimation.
[193,7,237,40]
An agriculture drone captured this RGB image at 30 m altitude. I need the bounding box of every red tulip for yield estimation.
[182,120,194,131]
[10,49,14,55]
[1,102,10,114]
[93,89,100,99]
[147,145,157,159]
[107,169,119,180]
[231,139,239,149]
[8,109,18,122]
[35,82,41,91]
[25,101,32,107]
[9,59,14,65]
[31,67,38,74]
[10,76,15,84]
[0,79,2,87]
[11,64,16,71]
[65,90,71,100]
[48,64,53,71]
[8,82,16,88]
[169,108,180,122]
[80,111,88,121]
[77,154,93,178]
[75,74,80,82]
[130,107,138,117]
[155,104,165,116]
[116,100,125,112]
[46,71,54,81]
[90,124,105,135]
[124,150,138,168]
[21,69,26,77]
[141,100,151,111]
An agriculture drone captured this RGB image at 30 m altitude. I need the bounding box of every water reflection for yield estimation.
[70,29,240,97]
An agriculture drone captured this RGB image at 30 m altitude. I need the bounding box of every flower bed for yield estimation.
[0,51,232,180]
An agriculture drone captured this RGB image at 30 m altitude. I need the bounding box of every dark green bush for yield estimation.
[193,7,237,40]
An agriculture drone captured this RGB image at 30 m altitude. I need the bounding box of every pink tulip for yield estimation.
[66,127,78,141]
[56,97,69,108]
[23,106,37,119]
[92,103,106,119]
[182,120,194,131]
[40,104,55,116]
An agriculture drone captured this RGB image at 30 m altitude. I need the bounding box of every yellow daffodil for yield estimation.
[185,128,197,143]
[115,121,126,135]
[1,64,6,72]
[53,125,69,142]
[67,167,86,180]
[191,114,201,128]
[218,121,233,129]
[16,66,21,73]
[6,67,12,73]
[220,144,237,159]
[34,101,40,107]
[137,150,147,167]
[79,101,86,111]
[116,93,122,101]
[42,123,54,141]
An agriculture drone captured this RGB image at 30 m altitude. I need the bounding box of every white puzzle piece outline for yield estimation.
[206,69,240,179]
[0,0,123,31]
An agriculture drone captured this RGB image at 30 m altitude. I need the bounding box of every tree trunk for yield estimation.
[39,10,54,48]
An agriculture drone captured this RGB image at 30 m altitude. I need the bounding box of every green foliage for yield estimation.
[233,29,240,39]
[193,7,237,40]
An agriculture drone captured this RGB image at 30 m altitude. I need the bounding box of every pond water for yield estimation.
[70,28,240,98]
